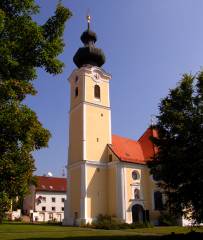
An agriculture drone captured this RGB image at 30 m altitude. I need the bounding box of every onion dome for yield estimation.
[73,16,105,68]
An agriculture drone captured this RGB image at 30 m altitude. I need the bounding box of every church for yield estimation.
[63,16,163,226]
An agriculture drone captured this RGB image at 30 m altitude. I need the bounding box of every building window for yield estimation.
[49,213,53,220]
[75,76,78,83]
[52,207,56,211]
[52,197,55,203]
[42,197,46,202]
[132,170,140,180]
[94,85,100,99]
[154,191,163,210]
[61,198,65,203]
[109,154,112,162]
[75,87,78,97]
[61,207,64,211]
[134,188,140,200]
[42,206,46,211]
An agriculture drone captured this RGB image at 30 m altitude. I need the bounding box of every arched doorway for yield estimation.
[132,204,144,223]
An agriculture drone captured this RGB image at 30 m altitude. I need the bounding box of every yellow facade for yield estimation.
[68,167,81,221]
[64,66,112,225]
[64,65,162,226]
[86,165,108,218]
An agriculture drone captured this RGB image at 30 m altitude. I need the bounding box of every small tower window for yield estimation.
[75,87,78,97]
[75,76,79,83]
[94,85,100,99]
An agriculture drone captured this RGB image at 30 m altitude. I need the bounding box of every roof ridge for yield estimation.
[112,134,137,142]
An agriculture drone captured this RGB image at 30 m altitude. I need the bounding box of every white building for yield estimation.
[23,176,66,222]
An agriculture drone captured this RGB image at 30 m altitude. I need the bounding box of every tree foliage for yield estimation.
[148,72,203,223]
[0,0,72,221]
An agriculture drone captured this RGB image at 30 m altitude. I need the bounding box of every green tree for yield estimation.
[148,72,203,224]
[0,0,72,222]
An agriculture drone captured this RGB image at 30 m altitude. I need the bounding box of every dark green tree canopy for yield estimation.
[0,0,72,222]
[0,0,72,83]
[148,72,203,223]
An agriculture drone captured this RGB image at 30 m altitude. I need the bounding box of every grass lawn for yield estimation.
[0,223,203,240]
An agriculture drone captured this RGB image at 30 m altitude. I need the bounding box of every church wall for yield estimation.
[68,105,83,164]
[68,167,81,222]
[108,147,120,162]
[124,165,143,223]
[85,75,110,107]
[86,165,108,219]
[123,164,162,224]
[107,165,117,216]
[85,105,111,162]
[70,74,84,109]
[141,167,151,210]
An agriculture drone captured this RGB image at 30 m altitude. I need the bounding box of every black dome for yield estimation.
[73,46,105,68]
[81,30,97,45]
[73,23,105,68]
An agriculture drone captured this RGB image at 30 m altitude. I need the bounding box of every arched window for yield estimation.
[75,87,78,97]
[94,85,100,99]
[154,191,163,210]
[134,188,140,200]
[75,76,78,83]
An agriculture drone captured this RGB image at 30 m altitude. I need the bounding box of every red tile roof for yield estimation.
[36,176,67,192]
[138,128,158,160]
[109,128,157,164]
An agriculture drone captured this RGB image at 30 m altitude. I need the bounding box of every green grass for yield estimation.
[0,222,203,240]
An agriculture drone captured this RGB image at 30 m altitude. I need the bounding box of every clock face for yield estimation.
[91,68,101,83]
[94,73,99,80]
[93,72,101,83]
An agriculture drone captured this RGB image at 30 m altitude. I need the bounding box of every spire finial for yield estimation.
[86,8,91,31]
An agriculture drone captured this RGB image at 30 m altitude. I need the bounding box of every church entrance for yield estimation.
[132,204,144,223]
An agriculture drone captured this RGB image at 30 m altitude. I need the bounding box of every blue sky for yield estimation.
[27,0,203,176]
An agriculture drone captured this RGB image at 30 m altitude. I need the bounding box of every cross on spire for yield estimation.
[86,15,91,31]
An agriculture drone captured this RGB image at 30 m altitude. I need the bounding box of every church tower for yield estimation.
[64,16,112,225]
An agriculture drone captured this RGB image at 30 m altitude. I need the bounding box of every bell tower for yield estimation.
[64,16,112,225]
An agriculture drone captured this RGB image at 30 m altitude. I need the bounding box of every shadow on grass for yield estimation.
[15,232,203,240]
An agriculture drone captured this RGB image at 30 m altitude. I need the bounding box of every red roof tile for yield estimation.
[138,128,158,160]
[110,128,157,164]
[36,176,67,192]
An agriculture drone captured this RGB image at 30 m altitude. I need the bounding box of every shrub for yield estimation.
[159,212,179,226]
[84,214,153,230]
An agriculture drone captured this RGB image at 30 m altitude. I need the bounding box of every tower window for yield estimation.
[109,154,112,162]
[75,76,78,83]
[94,85,100,99]
[75,87,78,97]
